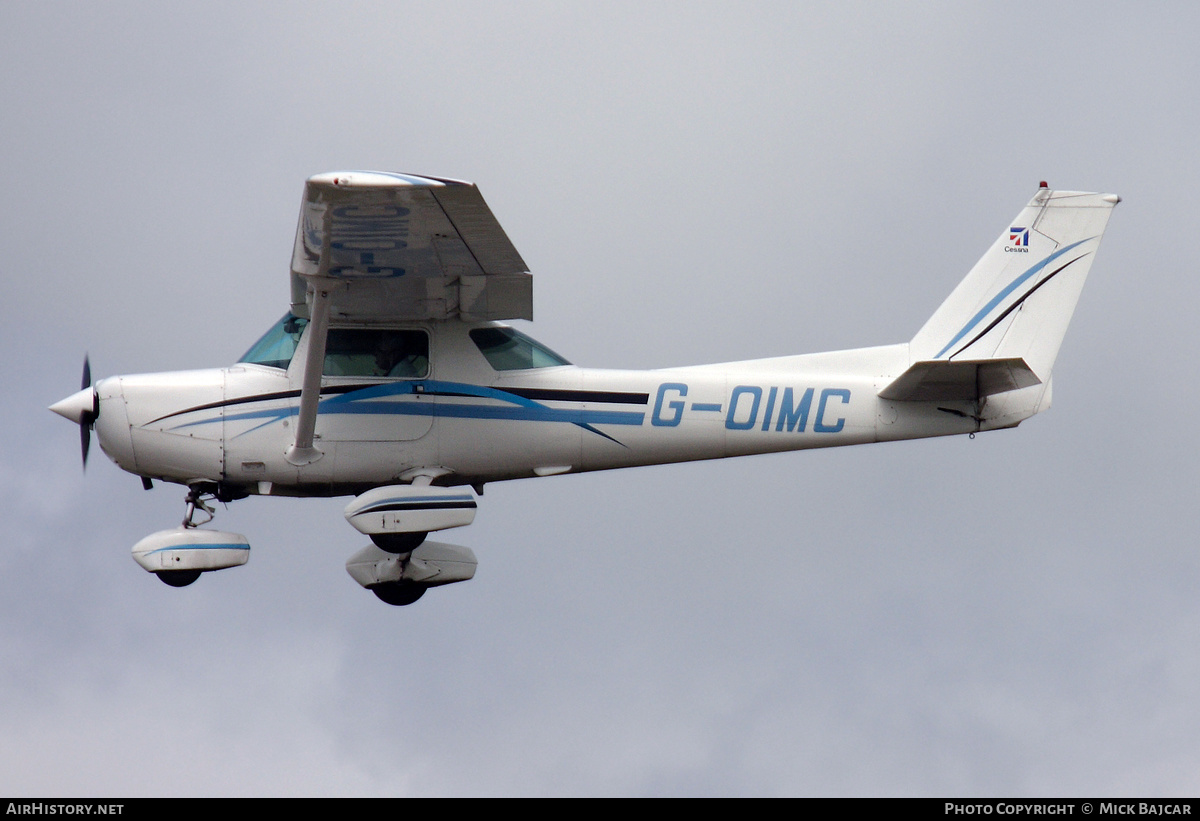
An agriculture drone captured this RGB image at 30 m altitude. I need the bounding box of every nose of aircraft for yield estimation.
[49,387,98,423]
[49,357,100,468]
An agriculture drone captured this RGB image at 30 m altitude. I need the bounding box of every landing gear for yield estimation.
[157,570,201,587]
[130,484,252,587]
[182,486,216,528]
[370,582,427,606]
[346,541,477,606]
[181,482,249,528]
[370,531,428,553]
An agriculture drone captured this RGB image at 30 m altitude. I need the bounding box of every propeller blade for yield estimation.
[81,420,91,469]
[78,356,97,469]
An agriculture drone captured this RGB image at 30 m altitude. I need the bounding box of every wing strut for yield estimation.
[286,283,332,466]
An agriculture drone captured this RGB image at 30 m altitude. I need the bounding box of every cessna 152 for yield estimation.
[50,172,1119,605]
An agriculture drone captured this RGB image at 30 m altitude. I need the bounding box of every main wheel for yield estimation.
[371,582,427,606]
[370,531,428,553]
[157,570,201,587]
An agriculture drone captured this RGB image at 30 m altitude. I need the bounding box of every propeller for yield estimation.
[79,356,99,466]
[49,356,100,469]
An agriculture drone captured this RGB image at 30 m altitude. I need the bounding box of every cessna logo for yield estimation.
[1005,227,1030,252]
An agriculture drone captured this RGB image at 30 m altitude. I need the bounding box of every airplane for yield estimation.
[49,171,1119,605]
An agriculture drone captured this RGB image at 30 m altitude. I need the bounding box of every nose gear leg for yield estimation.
[183,486,216,529]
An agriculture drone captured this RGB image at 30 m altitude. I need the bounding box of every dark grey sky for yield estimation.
[4,1,1198,796]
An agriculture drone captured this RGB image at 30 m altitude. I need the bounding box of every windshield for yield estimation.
[239,313,309,370]
[469,327,571,371]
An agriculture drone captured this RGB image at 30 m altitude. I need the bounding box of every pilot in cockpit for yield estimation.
[373,332,428,379]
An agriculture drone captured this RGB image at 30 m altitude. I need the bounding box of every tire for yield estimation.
[157,570,201,588]
[371,582,427,606]
[370,531,428,553]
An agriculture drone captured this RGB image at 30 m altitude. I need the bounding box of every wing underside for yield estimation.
[289,171,532,323]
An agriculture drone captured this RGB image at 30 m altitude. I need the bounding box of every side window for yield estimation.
[469,327,571,371]
[323,329,429,378]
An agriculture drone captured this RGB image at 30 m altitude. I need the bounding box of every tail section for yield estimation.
[882,186,1118,424]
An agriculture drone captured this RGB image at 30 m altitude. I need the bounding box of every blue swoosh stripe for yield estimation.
[169,380,645,441]
[142,543,249,555]
[316,401,643,426]
[934,237,1094,359]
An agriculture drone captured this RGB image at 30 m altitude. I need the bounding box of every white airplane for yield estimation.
[50,172,1119,605]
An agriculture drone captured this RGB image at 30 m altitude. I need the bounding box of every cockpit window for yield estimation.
[239,313,309,370]
[323,328,429,378]
[469,327,571,371]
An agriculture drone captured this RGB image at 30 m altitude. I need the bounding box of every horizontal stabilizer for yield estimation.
[878,358,1041,402]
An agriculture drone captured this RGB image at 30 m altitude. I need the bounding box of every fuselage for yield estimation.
[91,318,1000,498]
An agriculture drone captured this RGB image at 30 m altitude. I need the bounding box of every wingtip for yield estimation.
[307,171,455,189]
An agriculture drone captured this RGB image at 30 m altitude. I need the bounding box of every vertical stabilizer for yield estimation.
[909,188,1119,381]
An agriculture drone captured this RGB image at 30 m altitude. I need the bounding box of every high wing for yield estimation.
[289,171,532,323]
[285,171,532,465]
